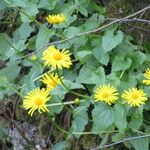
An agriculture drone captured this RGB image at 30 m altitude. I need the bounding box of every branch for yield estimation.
[106,18,150,24]
[90,134,150,150]
[44,5,150,47]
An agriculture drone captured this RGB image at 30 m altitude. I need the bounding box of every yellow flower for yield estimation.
[42,45,72,69]
[94,85,119,105]
[45,14,65,24]
[143,68,150,85]
[23,88,50,116]
[121,87,147,107]
[41,73,62,92]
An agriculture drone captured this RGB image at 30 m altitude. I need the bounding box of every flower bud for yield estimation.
[74,98,80,105]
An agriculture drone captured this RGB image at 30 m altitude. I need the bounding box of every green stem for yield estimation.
[7,84,23,97]
[70,91,89,99]
[47,100,85,107]
[53,122,69,134]
[56,67,90,99]
[18,69,55,89]
[53,120,117,135]
[119,70,125,79]
[73,130,117,135]
[56,96,92,122]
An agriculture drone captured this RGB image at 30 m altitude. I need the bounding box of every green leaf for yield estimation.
[47,95,64,116]
[0,33,12,60]
[20,62,43,95]
[76,65,93,84]
[90,1,106,14]
[119,73,137,92]
[91,67,106,85]
[76,51,92,64]
[99,134,109,148]
[81,13,104,31]
[38,0,59,10]
[13,23,34,43]
[102,29,124,52]
[130,137,149,150]
[0,76,7,87]
[116,35,137,52]
[0,1,7,11]
[130,51,146,69]
[114,104,127,133]
[65,26,80,37]
[63,69,77,81]
[92,103,114,131]
[70,104,89,139]
[76,66,105,85]
[52,141,70,150]
[93,39,109,65]
[106,73,120,87]
[13,23,34,51]
[129,113,143,131]
[9,0,28,7]
[112,54,132,72]
[0,65,21,82]
[36,24,55,57]
[51,80,84,96]
[112,133,126,142]
[79,6,88,17]
[20,1,39,23]
[64,26,87,49]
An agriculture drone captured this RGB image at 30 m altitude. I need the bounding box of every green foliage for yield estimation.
[114,104,127,133]
[102,28,124,52]
[70,100,90,139]
[36,24,55,57]
[0,0,150,149]
[130,137,149,150]
[52,141,70,150]
[92,103,114,131]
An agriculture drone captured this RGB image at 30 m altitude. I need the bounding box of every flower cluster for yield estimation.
[22,12,150,117]
[94,85,147,106]
[23,45,72,116]
[22,13,72,116]
[94,68,150,107]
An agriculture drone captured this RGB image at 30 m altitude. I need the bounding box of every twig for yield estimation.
[106,18,150,24]
[90,134,150,150]
[44,5,150,47]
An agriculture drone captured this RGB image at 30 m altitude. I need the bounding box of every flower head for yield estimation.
[121,87,147,107]
[23,88,50,116]
[41,73,62,92]
[45,14,65,24]
[94,85,119,105]
[42,45,72,69]
[143,68,150,85]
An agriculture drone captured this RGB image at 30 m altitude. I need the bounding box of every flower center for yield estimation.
[53,53,62,61]
[131,94,139,100]
[35,98,43,106]
[102,92,109,99]
[50,81,57,87]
